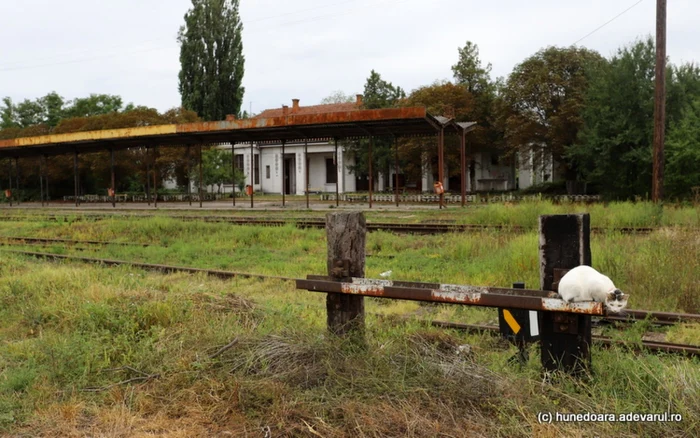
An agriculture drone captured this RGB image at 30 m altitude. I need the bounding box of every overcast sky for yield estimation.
[1,0,697,117]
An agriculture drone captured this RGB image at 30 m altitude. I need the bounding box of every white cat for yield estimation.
[558,265,629,313]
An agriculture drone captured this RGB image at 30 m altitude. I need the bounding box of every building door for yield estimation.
[284,157,295,195]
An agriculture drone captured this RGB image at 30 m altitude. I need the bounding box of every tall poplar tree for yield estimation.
[178,0,245,121]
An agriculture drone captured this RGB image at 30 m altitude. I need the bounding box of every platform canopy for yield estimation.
[0,107,475,158]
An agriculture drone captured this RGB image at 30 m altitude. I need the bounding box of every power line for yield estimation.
[573,0,646,45]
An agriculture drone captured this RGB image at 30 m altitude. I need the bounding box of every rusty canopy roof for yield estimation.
[0,107,467,158]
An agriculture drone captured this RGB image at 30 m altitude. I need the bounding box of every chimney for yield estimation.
[292,99,300,113]
[282,105,289,117]
[356,94,363,107]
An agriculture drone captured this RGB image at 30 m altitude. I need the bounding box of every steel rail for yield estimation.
[0,213,691,235]
[430,320,700,357]
[5,249,698,326]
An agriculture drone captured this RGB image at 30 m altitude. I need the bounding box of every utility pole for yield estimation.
[652,0,667,203]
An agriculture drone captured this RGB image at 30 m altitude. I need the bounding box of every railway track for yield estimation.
[0,212,687,235]
[4,248,699,357]
[430,320,700,357]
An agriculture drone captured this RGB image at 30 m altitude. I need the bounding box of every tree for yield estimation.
[1,97,18,129]
[452,41,492,94]
[178,0,245,121]
[320,90,355,104]
[63,94,123,118]
[401,81,475,184]
[343,70,405,187]
[501,46,604,180]
[569,38,700,199]
[666,98,700,198]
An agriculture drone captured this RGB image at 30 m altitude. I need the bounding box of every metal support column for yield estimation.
[334,138,339,207]
[232,145,236,206]
[73,151,79,207]
[39,157,44,207]
[369,137,373,209]
[110,148,116,208]
[460,130,466,207]
[186,145,192,206]
[199,144,203,208]
[43,154,49,205]
[7,158,12,207]
[394,136,399,207]
[281,140,286,207]
[438,127,445,209]
[305,140,309,209]
[250,141,254,208]
[14,157,20,206]
[153,146,158,208]
[146,147,151,206]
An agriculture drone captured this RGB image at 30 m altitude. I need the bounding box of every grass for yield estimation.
[0,202,698,436]
[0,256,698,437]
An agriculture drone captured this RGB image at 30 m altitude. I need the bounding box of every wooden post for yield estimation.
[538,214,592,376]
[326,211,366,337]
[652,0,667,203]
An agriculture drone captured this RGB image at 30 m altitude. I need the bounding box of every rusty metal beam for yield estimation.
[296,278,605,315]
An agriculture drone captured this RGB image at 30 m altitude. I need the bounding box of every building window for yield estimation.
[491,154,500,166]
[266,165,270,179]
[254,155,260,184]
[234,155,244,172]
[325,158,337,184]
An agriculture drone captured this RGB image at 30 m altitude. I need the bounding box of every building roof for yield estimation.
[0,107,460,158]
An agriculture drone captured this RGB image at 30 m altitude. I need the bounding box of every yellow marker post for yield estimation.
[503,309,521,335]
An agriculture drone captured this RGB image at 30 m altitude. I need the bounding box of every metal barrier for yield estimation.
[296,211,598,376]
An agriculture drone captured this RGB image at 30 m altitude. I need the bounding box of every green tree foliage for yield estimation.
[501,46,604,179]
[191,147,244,193]
[452,41,492,94]
[344,70,405,185]
[569,38,700,199]
[666,98,700,198]
[0,92,124,129]
[401,81,474,184]
[178,0,245,121]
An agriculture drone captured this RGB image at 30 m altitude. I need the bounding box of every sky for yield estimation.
[1,0,698,117]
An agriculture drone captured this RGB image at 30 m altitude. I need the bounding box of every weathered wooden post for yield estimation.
[538,214,592,376]
[326,211,366,338]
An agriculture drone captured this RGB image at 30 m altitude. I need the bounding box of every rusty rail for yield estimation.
[430,320,700,357]
[296,277,605,315]
[0,213,689,235]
